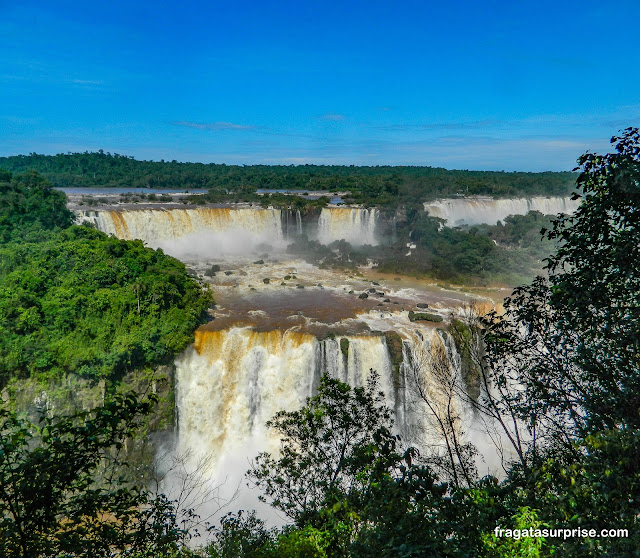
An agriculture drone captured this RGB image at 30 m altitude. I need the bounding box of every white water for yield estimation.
[172,324,479,495]
[175,328,400,464]
[317,207,378,245]
[423,196,580,226]
[76,206,380,255]
[76,207,285,258]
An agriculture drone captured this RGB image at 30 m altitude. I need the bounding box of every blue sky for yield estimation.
[1,0,639,170]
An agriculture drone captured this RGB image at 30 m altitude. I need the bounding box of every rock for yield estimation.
[224,271,233,276]
[284,275,292,280]
[263,278,271,284]
[340,338,349,356]
[253,259,264,264]
[408,311,443,323]
[384,298,390,302]
[296,284,305,289]
[368,288,377,293]
[372,281,380,286]
[417,303,429,309]
[384,331,404,366]
[358,292,369,299]
[204,264,221,276]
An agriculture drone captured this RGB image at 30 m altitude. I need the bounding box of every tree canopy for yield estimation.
[0,171,213,386]
[0,151,576,206]
[479,127,640,556]
[0,170,74,242]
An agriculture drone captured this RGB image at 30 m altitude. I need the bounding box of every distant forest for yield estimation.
[0,151,576,205]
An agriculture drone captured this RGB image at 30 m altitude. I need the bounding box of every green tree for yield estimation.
[0,226,213,385]
[248,373,407,527]
[239,374,472,558]
[0,170,73,242]
[481,128,640,555]
[0,392,191,557]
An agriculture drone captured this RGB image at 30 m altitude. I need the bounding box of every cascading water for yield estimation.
[423,196,580,226]
[280,209,303,239]
[65,195,512,535]
[76,207,286,258]
[174,328,400,462]
[317,207,378,245]
[75,205,380,254]
[76,207,283,241]
[173,325,474,472]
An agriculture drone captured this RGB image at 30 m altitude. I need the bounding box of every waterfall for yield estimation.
[170,324,483,528]
[174,328,399,461]
[173,326,474,463]
[75,207,285,257]
[280,209,304,239]
[423,196,580,226]
[317,207,378,245]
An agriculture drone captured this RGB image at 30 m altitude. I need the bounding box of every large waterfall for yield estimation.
[423,196,580,226]
[75,206,380,253]
[76,207,285,257]
[317,207,378,245]
[174,325,471,469]
[77,207,284,243]
[176,328,394,461]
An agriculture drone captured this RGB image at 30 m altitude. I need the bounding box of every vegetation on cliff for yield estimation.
[0,169,213,554]
[0,170,213,386]
[284,209,556,285]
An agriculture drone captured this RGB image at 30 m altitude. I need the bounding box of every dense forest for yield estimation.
[0,151,577,205]
[0,171,213,387]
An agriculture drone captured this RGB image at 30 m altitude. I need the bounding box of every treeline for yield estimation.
[0,151,576,205]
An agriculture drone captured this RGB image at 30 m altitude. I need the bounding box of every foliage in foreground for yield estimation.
[0,391,190,557]
[206,374,481,558]
[479,128,640,556]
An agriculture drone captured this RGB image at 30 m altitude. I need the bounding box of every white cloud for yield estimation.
[319,113,346,121]
[172,121,258,131]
